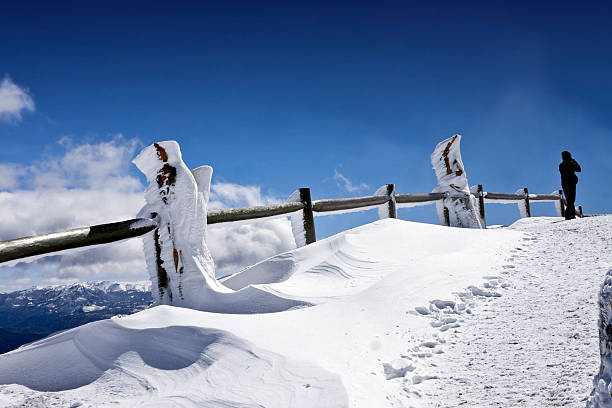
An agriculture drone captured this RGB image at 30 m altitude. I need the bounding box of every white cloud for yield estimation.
[209,182,281,208]
[333,169,369,193]
[207,183,295,277]
[0,164,25,190]
[0,138,296,290]
[0,76,35,122]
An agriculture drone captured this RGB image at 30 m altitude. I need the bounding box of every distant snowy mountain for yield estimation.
[0,281,152,353]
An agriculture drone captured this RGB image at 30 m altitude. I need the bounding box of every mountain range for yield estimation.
[0,281,152,354]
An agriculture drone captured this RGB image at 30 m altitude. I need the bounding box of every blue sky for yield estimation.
[1,1,611,290]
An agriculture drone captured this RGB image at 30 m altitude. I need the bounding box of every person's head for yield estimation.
[562,151,572,161]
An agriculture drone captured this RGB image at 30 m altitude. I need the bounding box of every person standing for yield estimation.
[559,151,581,220]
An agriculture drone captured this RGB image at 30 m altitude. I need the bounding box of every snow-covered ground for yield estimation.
[0,216,609,407]
[413,216,610,407]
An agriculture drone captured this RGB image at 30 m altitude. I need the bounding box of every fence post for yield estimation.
[516,187,531,218]
[470,184,486,228]
[587,269,612,407]
[375,184,397,219]
[435,199,450,227]
[554,189,566,218]
[300,188,316,244]
[288,188,316,247]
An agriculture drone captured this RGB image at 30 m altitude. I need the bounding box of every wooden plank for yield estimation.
[207,202,305,224]
[312,195,390,213]
[395,193,446,204]
[484,192,524,201]
[0,218,157,264]
[528,194,562,201]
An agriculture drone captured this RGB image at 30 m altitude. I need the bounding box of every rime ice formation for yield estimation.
[587,268,612,408]
[515,188,530,219]
[431,134,482,228]
[288,189,308,248]
[133,141,308,313]
[133,141,230,308]
[374,184,396,219]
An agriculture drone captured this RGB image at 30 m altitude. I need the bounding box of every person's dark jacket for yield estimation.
[559,158,581,185]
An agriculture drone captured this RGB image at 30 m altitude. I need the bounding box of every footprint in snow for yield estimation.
[382,359,415,380]
[412,374,439,384]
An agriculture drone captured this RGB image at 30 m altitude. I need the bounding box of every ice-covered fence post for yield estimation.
[587,269,612,407]
[374,184,397,219]
[470,184,486,228]
[288,187,316,247]
[554,189,566,218]
[516,187,531,218]
[443,205,450,226]
[134,141,229,308]
[434,199,450,226]
[430,135,482,228]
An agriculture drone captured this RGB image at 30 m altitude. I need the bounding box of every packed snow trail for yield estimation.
[411,216,610,407]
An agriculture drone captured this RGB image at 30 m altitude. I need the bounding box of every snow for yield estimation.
[1,216,610,407]
[414,216,611,406]
[81,305,105,313]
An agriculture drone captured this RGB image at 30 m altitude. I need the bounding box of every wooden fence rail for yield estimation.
[0,186,572,265]
[208,202,305,224]
[0,218,157,264]
[312,195,389,213]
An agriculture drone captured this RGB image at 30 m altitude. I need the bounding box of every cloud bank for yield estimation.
[0,76,35,122]
[0,137,295,291]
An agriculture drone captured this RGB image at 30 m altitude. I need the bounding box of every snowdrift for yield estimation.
[0,218,523,407]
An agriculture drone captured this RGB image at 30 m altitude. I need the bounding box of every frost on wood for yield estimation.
[469,185,486,228]
[287,189,306,247]
[587,269,612,408]
[133,141,229,308]
[430,134,482,228]
[288,188,316,247]
[374,184,396,219]
[515,188,530,219]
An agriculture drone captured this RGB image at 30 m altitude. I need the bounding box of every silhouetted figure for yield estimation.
[559,151,581,220]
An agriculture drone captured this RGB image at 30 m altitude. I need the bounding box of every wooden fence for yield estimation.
[0,185,573,264]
